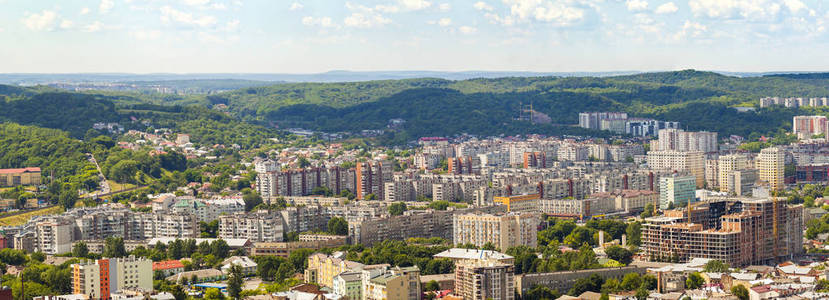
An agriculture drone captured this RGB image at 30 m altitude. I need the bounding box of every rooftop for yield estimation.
[433,248,513,261]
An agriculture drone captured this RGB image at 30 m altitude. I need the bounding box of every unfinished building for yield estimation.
[641,197,803,267]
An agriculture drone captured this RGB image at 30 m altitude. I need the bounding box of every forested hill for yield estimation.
[199,70,829,139]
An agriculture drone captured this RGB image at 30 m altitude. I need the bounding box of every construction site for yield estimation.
[641,197,803,267]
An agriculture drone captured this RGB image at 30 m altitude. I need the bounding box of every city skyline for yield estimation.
[2,0,829,73]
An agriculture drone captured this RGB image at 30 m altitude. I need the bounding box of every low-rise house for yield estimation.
[221,256,258,276]
[152,260,185,277]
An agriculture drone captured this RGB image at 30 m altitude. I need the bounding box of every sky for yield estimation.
[1,0,829,73]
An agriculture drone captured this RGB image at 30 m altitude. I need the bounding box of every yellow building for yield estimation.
[0,168,41,187]
[493,194,540,213]
[758,147,785,190]
[305,253,365,288]
[453,213,538,250]
[364,266,421,300]
[717,154,748,193]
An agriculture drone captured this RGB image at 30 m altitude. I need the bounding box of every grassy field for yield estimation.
[0,206,63,226]
[107,180,137,192]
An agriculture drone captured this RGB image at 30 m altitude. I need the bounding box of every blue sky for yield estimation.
[1,0,828,73]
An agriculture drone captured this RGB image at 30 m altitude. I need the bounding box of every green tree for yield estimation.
[243,190,263,211]
[635,286,649,300]
[103,237,127,258]
[568,274,604,296]
[640,204,654,218]
[702,260,730,273]
[685,272,704,289]
[526,285,560,299]
[389,202,407,216]
[626,222,641,246]
[620,273,642,291]
[327,217,349,235]
[227,264,244,299]
[731,285,749,300]
[72,242,89,258]
[205,288,225,300]
[212,239,230,258]
[425,280,441,291]
[605,245,633,265]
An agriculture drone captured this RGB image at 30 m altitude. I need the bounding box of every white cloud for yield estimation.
[344,12,391,28]
[674,20,707,40]
[23,10,58,31]
[688,0,781,20]
[182,0,210,6]
[459,25,477,34]
[497,0,586,26]
[655,2,678,14]
[210,3,227,10]
[131,29,162,40]
[224,19,240,31]
[374,5,400,13]
[626,0,648,12]
[84,21,104,32]
[160,6,217,27]
[80,7,90,15]
[399,0,431,11]
[783,0,806,13]
[302,16,335,28]
[438,3,451,11]
[99,0,114,13]
[436,17,452,26]
[289,2,304,11]
[60,20,74,29]
[473,2,494,11]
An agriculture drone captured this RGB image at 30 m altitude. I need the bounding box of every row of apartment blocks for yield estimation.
[255,160,393,200]
[578,112,681,137]
[641,197,803,267]
[652,129,718,153]
[760,97,829,108]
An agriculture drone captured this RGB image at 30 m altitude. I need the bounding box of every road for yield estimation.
[86,153,111,195]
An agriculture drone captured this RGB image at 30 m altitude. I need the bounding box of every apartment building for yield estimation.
[453,212,538,250]
[356,161,393,200]
[641,198,803,267]
[305,253,366,288]
[363,266,421,300]
[657,129,718,153]
[493,194,540,213]
[758,147,785,190]
[454,258,515,300]
[727,169,758,196]
[0,167,41,187]
[718,154,748,193]
[279,205,328,233]
[72,256,152,300]
[761,97,829,108]
[35,218,73,254]
[659,174,696,209]
[793,115,829,139]
[218,211,284,242]
[579,112,628,130]
[170,197,245,222]
[256,166,357,200]
[647,151,705,187]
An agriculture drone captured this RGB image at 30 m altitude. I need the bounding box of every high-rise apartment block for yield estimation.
[718,154,748,193]
[219,211,284,242]
[356,161,392,200]
[758,147,785,190]
[579,112,628,130]
[72,256,153,300]
[454,258,515,300]
[793,115,828,139]
[453,212,538,250]
[657,129,718,153]
[647,151,705,187]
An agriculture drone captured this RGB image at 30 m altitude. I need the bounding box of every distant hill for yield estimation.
[205,70,829,139]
